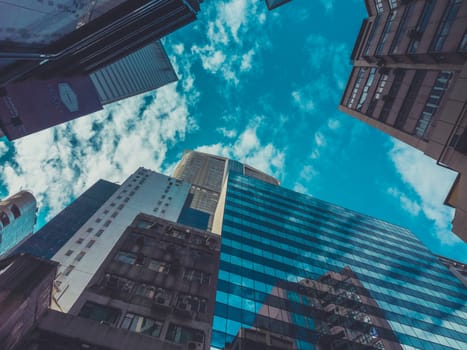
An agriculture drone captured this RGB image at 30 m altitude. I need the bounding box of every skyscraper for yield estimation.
[265,0,293,11]
[0,191,37,256]
[0,0,203,85]
[339,0,467,241]
[9,152,467,349]
[0,0,200,141]
[210,171,467,349]
[172,150,279,230]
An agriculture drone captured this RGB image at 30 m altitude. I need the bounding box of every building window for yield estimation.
[102,274,134,293]
[0,212,10,227]
[134,284,156,299]
[375,10,398,55]
[407,0,436,53]
[76,238,84,244]
[118,204,124,210]
[79,302,120,326]
[183,269,210,285]
[86,228,93,233]
[389,2,415,54]
[124,197,130,203]
[347,68,367,108]
[388,0,397,9]
[64,265,75,276]
[430,0,462,52]
[136,219,152,228]
[120,313,162,337]
[104,220,111,227]
[103,210,109,214]
[148,259,170,273]
[65,250,73,256]
[75,252,85,262]
[95,229,104,237]
[356,68,377,111]
[86,240,96,248]
[110,202,116,207]
[459,31,467,51]
[111,211,118,218]
[165,324,204,345]
[379,70,405,122]
[363,15,381,56]
[374,0,383,14]
[114,251,137,265]
[10,204,21,218]
[176,294,207,313]
[95,218,102,223]
[414,71,453,138]
[394,70,427,130]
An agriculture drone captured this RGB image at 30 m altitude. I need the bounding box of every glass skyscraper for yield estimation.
[212,172,467,349]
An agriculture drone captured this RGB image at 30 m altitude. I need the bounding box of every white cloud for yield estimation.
[0,140,8,157]
[0,83,195,223]
[388,140,458,245]
[217,127,237,138]
[195,120,285,180]
[387,187,421,216]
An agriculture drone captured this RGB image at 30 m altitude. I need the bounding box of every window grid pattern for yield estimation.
[430,0,462,52]
[211,173,467,350]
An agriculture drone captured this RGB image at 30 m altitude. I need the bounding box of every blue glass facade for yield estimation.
[212,173,467,349]
[12,180,119,259]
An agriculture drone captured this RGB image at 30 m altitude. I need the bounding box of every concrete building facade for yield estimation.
[0,191,37,257]
[339,0,467,241]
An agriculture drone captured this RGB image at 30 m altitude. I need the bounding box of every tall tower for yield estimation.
[339,0,467,241]
[210,171,467,349]
[172,150,279,230]
[0,191,37,256]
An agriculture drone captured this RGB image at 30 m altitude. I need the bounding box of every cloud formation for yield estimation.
[0,83,195,224]
[388,140,458,245]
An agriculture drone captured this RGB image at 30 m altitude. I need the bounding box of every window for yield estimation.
[430,0,462,52]
[95,218,102,223]
[111,211,118,218]
[148,259,170,273]
[95,229,104,237]
[86,240,96,248]
[110,202,116,207]
[103,210,109,214]
[79,302,120,326]
[407,0,436,53]
[134,284,156,299]
[414,71,453,138]
[388,0,397,9]
[76,238,84,244]
[120,313,162,337]
[136,219,151,229]
[64,265,75,276]
[114,251,137,264]
[10,204,21,218]
[356,68,377,111]
[75,252,85,262]
[459,31,467,51]
[65,250,73,256]
[104,220,111,227]
[363,15,381,56]
[374,0,383,14]
[102,274,133,293]
[375,10,397,55]
[183,269,210,285]
[166,324,204,345]
[347,68,367,108]
[118,204,124,210]
[0,212,10,227]
[86,228,93,233]
[176,294,207,313]
[389,2,415,54]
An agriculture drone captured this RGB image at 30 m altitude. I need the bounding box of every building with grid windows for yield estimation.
[339,0,467,242]
[211,172,467,349]
[0,191,37,257]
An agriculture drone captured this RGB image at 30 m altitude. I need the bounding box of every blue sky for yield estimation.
[0,0,465,262]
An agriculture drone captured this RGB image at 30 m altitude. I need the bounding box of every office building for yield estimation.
[9,152,467,349]
[0,39,178,140]
[0,0,203,84]
[339,0,467,241]
[51,168,192,312]
[69,214,220,350]
[0,0,200,141]
[172,150,279,230]
[0,191,37,257]
[90,41,177,105]
[12,180,119,259]
[211,171,467,349]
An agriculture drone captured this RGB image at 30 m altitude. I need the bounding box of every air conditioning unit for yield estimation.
[185,341,203,350]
